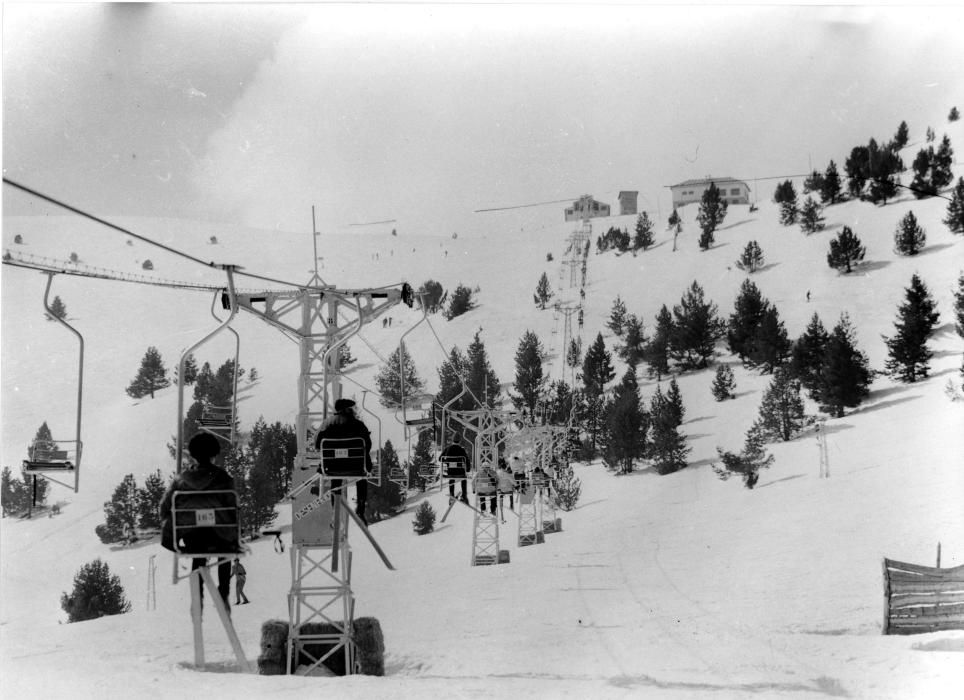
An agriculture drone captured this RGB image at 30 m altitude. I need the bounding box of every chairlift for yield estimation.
[176,266,239,473]
[22,272,83,500]
[359,391,386,488]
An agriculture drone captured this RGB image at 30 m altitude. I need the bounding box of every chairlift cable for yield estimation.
[3,178,309,290]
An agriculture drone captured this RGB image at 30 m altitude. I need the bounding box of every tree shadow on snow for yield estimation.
[854,394,922,415]
[755,473,806,489]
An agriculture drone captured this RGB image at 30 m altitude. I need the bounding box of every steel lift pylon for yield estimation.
[231,266,412,675]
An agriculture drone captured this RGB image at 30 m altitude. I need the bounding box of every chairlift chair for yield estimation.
[24,272,83,498]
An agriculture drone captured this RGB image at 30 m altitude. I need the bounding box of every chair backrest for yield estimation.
[319,437,369,476]
[441,455,468,478]
[171,489,240,555]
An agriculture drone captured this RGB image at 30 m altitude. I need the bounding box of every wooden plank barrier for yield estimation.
[883,558,964,635]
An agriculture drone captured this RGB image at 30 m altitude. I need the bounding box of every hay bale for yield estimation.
[258,619,289,675]
[353,616,385,676]
[260,617,385,676]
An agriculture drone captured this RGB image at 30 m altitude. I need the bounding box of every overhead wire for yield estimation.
[4,177,313,290]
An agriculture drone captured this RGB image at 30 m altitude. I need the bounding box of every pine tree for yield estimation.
[883,274,940,382]
[608,296,628,336]
[46,295,67,321]
[96,474,138,544]
[135,470,167,530]
[581,333,615,451]
[893,210,926,255]
[815,313,872,417]
[820,160,842,204]
[748,305,791,373]
[789,312,829,397]
[735,240,765,273]
[713,423,774,489]
[618,314,648,368]
[552,461,582,510]
[338,343,356,369]
[581,333,616,396]
[645,305,673,380]
[933,135,954,191]
[600,368,648,474]
[803,170,824,195]
[544,380,575,426]
[181,353,199,385]
[511,330,545,417]
[711,363,736,401]
[926,126,935,143]
[435,346,471,438]
[374,342,425,409]
[893,120,910,149]
[773,180,796,205]
[465,331,502,408]
[697,182,727,250]
[727,278,770,363]
[412,501,436,535]
[566,337,582,372]
[444,283,476,320]
[779,200,798,226]
[249,418,297,502]
[633,212,655,251]
[944,178,964,234]
[60,559,131,623]
[754,369,806,442]
[845,144,870,198]
[910,147,936,198]
[826,226,866,273]
[649,389,690,475]
[224,442,277,538]
[409,429,435,490]
[366,441,406,522]
[950,107,961,122]
[533,272,553,309]
[798,196,825,234]
[664,377,685,427]
[867,140,903,205]
[954,272,964,339]
[670,280,725,369]
[126,346,170,399]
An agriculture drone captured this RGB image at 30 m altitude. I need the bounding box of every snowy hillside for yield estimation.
[3,117,964,698]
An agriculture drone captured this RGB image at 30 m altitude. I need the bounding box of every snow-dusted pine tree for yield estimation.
[711,364,736,401]
[893,211,926,256]
[883,274,940,383]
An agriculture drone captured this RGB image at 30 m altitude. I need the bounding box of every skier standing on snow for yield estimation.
[314,398,373,525]
[231,557,250,605]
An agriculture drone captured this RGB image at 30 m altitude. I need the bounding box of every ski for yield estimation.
[339,496,395,570]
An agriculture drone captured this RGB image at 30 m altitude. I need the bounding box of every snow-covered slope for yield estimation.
[2,116,964,698]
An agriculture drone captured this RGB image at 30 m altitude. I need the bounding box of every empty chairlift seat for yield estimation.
[22,445,75,474]
[318,437,369,477]
[171,489,242,556]
[199,405,233,428]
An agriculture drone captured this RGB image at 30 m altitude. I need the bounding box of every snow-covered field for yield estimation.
[2,116,964,698]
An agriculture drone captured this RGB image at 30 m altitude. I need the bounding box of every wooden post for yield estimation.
[881,559,891,635]
[191,571,204,667]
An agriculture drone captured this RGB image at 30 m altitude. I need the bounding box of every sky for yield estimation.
[4,3,964,237]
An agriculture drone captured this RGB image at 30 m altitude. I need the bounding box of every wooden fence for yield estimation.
[883,558,964,635]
